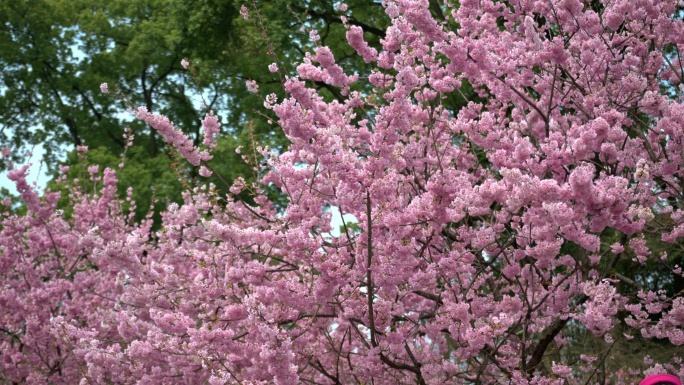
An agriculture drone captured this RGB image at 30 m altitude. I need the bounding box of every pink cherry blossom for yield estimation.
[246,79,259,93]
[240,5,249,20]
[4,0,684,384]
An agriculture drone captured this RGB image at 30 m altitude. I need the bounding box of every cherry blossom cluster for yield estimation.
[3,0,684,383]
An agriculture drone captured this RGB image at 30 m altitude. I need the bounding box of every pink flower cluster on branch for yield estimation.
[135,106,208,166]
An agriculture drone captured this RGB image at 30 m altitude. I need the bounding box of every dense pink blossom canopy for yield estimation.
[3,0,684,384]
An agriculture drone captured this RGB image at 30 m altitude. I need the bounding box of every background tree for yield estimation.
[0,0,390,220]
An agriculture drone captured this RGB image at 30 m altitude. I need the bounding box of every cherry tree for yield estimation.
[3,0,684,383]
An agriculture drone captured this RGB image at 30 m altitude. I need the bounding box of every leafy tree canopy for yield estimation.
[0,0,394,219]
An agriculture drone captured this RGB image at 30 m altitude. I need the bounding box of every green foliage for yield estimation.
[0,0,393,218]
